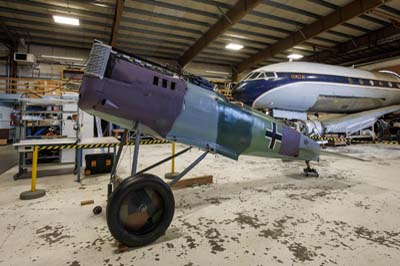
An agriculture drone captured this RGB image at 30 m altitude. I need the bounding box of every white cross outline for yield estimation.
[265,122,282,150]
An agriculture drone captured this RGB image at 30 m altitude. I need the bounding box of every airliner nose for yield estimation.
[231,81,255,105]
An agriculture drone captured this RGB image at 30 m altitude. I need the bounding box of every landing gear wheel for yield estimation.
[303,161,319,177]
[303,168,319,177]
[106,174,175,247]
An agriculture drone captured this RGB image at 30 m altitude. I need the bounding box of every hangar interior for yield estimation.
[0,0,400,265]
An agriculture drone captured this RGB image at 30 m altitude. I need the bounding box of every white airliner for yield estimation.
[231,62,400,138]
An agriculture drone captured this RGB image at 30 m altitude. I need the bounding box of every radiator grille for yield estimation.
[85,43,112,79]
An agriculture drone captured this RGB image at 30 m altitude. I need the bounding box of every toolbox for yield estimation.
[84,153,113,176]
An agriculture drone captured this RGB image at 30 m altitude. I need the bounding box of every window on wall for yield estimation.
[171,82,176,90]
[153,76,159,86]
[162,79,168,88]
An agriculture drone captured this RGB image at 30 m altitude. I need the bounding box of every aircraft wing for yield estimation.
[322,105,400,134]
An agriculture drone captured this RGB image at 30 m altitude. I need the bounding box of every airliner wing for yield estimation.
[322,105,400,134]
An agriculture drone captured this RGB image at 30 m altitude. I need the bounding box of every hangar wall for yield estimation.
[0,44,88,80]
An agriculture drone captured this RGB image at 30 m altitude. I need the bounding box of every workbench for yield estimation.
[13,137,119,182]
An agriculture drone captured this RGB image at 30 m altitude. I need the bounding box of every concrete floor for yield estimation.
[0,143,400,266]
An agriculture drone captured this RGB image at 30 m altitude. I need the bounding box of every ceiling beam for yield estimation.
[110,0,125,46]
[234,0,388,74]
[305,24,400,63]
[178,0,263,67]
[0,19,18,50]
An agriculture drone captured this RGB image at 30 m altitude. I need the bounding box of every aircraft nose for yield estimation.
[231,81,254,105]
[78,77,103,111]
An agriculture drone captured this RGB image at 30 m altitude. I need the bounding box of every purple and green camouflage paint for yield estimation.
[79,43,320,163]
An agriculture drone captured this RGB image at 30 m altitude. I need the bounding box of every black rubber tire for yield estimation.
[106,174,175,247]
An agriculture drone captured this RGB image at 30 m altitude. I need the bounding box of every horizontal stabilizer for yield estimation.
[320,150,369,161]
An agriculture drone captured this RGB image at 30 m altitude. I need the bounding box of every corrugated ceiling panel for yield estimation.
[32,0,115,16]
[279,0,332,16]
[127,1,220,26]
[256,3,316,25]
[346,16,385,31]
[328,25,366,39]
[122,9,207,33]
[381,1,400,10]
[0,1,113,24]
[119,20,201,40]
[0,12,111,33]
[241,13,298,32]
[117,28,195,44]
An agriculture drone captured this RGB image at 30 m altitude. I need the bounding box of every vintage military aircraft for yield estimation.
[79,42,321,247]
[231,62,400,140]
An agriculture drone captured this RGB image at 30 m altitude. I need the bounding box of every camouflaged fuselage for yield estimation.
[79,50,320,162]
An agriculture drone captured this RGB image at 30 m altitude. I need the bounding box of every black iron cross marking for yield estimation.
[265,122,282,150]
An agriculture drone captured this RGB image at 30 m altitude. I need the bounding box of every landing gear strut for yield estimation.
[107,123,208,247]
[303,160,319,177]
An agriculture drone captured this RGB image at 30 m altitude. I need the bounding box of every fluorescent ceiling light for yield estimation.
[92,2,109,8]
[225,43,244,51]
[205,70,229,75]
[287,53,303,60]
[224,34,248,40]
[41,55,84,61]
[53,15,80,26]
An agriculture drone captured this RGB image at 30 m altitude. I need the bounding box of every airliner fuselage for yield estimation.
[232,62,400,113]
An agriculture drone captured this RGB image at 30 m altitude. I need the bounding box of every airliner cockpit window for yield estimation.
[248,72,260,80]
[265,72,275,79]
[256,72,266,79]
[242,72,253,81]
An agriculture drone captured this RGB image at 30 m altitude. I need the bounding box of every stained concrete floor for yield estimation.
[0,143,400,266]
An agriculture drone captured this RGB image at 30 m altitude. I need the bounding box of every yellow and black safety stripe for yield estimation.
[311,136,399,145]
[310,136,347,142]
[38,139,169,151]
[350,139,399,145]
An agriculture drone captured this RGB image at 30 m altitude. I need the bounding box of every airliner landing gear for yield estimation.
[303,161,319,177]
